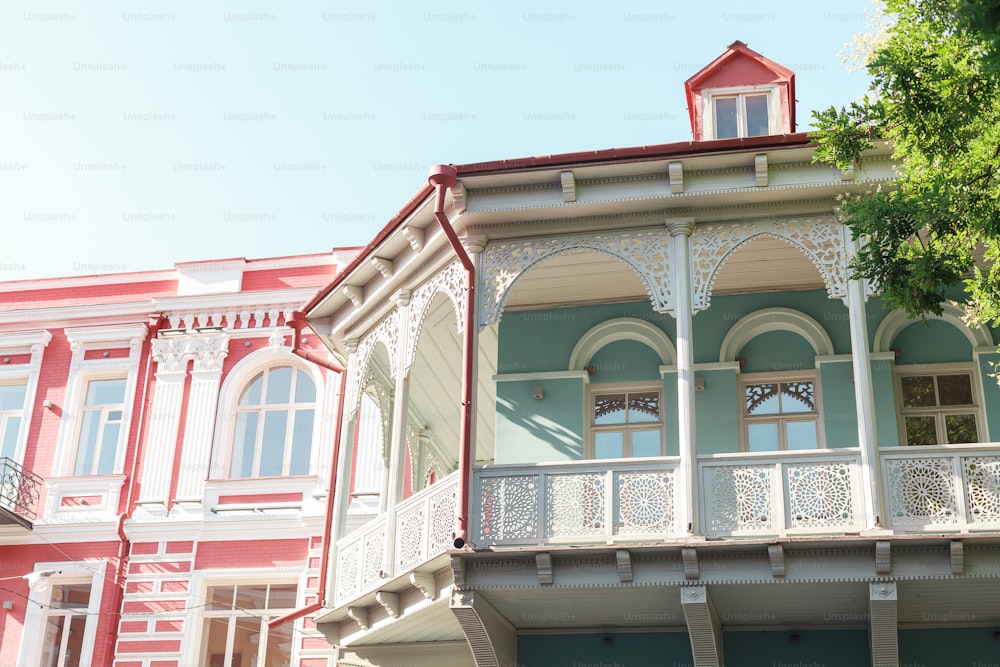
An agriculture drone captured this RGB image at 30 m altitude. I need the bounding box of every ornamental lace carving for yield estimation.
[706,465,773,533]
[404,261,465,373]
[786,462,856,529]
[963,457,1000,523]
[480,229,673,326]
[885,457,959,528]
[614,471,674,535]
[348,309,400,415]
[691,217,847,311]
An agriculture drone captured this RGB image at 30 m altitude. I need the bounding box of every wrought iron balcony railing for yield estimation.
[0,457,44,527]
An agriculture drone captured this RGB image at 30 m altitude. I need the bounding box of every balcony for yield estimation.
[881,444,1000,533]
[333,471,458,609]
[0,457,44,529]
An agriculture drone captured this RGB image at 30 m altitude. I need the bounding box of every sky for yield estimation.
[1,0,877,282]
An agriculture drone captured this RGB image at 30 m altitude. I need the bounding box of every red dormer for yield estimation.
[685,40,796,141]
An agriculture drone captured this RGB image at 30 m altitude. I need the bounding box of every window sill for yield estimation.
[38,474,126,524]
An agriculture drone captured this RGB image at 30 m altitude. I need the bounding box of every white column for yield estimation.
[328,339,360,606]
[173,333,229,505]
[667,217,697,535]
[464,237,487,467]
[844,233,882,528]
[136,336,189,508]
[383,291,411,579]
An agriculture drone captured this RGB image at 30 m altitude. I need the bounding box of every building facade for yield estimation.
[302,43,1000,666]
[0,251,356,666]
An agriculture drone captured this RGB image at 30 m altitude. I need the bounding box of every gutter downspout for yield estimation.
[103,313,163,666]
[269,312,346,629]
[428,164,476,549]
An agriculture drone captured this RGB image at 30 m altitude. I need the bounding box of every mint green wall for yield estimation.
[498,302,675,373]
[871,358,900,447]
[899,627,1000,666]
[738,330,815,373]
[589,339,663,383]
[979,352,1000,441]
[495,378,583,464]
[723,629,869,666]
[820,361,859,448]
[695,369,739,454]
[895,319,973,365]
[518,631,694,667]
[695,289,852,362]
[662,371,679,456]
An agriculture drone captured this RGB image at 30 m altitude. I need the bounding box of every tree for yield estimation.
[811,0,1000,324]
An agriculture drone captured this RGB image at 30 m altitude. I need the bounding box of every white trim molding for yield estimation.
[873,302,994,354]
[569,317,676,370]
[0,330,51,465]
[719,307,834,363]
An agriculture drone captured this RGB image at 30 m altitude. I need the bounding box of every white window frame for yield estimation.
[52,325,147,477]
[210,347,327,482]
[702,84,780,140]
[17,561,106,667]
[739,370,825,452]
[0,331,51,465]
[895,362,985,446]
[586,381,665,459]
[180,569,303,667]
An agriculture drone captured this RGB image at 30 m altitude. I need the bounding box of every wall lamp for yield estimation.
[531,385,544,400]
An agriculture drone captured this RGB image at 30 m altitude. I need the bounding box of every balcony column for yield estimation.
[667,217,697,535]
[844,233,882,528]
[327,338,360,606]
[464,237,487,465]
[382,290,412,579]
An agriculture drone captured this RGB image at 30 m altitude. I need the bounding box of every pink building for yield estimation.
[0,250,357,666]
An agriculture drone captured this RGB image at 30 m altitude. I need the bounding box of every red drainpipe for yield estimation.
[428,164,475,548]
[269,312,346,629]
[102,313,164,665]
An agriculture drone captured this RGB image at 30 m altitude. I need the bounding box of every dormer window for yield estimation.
[703,85,780,140]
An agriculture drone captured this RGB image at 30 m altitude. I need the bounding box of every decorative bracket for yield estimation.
[560,170,576,202]
[375,591,400,618]
[754,153,768,187]
[767,544,786,577]
[874,540,891,575]
[343,285,364,308]
[450,554,466,589]
[950,540,964,575]
[668,161,684,193]
[347,606,370,631]
[681,547,699,580]
[410,572,436,600]
[402,225,424,253]
[616,550,633,583]
[536,553,553,585]
[371,257,394,280]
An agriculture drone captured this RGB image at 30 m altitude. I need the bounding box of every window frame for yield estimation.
[586,381,665,459]
[73,377,128,476]
[739,370,825,452]
[702,84,780,140]
[0,330,51,465]
[895,362,985,446]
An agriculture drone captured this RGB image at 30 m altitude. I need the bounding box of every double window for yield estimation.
[590,388,663,458]
[898,370,980,445]
[704,86,777,139]
[74,378,126,475]
[199,583,297,667]
[40,582,92,667]
[743,376,819,451]
[231,366,316,478]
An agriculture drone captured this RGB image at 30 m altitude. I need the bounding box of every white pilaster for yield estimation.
[173,333,229,505]
[329,338,360,606]
[383,291,411,579]
[136,337,189,508]
[844,232,882,528]
[464,237,487,467]
[668,217,697,535]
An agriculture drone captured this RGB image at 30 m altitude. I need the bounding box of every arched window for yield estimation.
[230,366,316,478]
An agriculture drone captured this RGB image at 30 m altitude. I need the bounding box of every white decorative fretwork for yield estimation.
[885,457,960,529]
[786,462,855,529]
[706,465,774,534]
[477,474,539,542]
[394,502,426,571]
[964,457,1000,523]
[545,473,605,538]
[614,471,674,535]
[348,309,400,415]
[335,541,361,606]
[404,261,465,373]
[480,229,673,326]
[362,524,386,591]
[691,217,847,311]
[427,480,457,556]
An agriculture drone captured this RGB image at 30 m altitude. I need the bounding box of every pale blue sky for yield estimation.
[1,1,875,281]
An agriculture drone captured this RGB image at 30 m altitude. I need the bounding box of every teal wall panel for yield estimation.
[589,339,663,383]
[723,629,869,666]
[495,378,584,463]
[695,369,739,455]
[518,631,694,667]
[820,361,859,448]
[894,319,973,365]
[737,330,816,374]
[871,358,900,447]
[979,352,1000,441]
[899,627,1000,666]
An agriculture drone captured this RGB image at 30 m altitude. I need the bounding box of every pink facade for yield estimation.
[0,251,356,666]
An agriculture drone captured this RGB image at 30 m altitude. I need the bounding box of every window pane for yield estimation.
[938,374,973,406]
[266,584,298,609]
[714,97,738,138]
[75,411,100,475]
[904,416,938,445]
[594,432,624,459]
[86,378,126,405]
[746,383,779,416]
[264,623,294,667]
[901,376,936,408]
[234,584,270,610]
[294,370,316,403]
[747,422,779,452]
[628,392,660,423]
[97,421,120,474]
[1,415,21,459]
[265,367,293,404]
[259,411,288,476]
[780,382,815,413]
[785,420,818,450]
[40,615,67,667]
[65,615,87,667]
[594,393,627,425]
[631,429,662,457]
[0,383,26,410]
[289,409,314,476]
[206,585,235,610]
[232,412,258,478]
[744,94,770,136]
[945,413,978,443]
[51,583,91,610]
[240,373,263,406]
[231,618,259,664]
[203,617,235,666]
